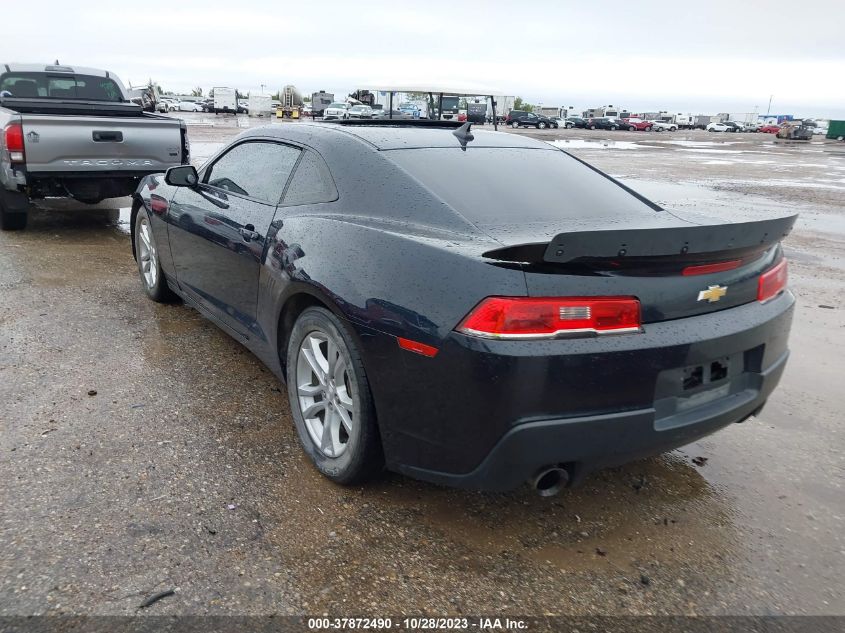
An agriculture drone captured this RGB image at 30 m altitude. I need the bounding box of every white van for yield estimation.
[212,87,236,114]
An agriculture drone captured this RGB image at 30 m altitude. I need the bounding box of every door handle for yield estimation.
[240,224,260,241]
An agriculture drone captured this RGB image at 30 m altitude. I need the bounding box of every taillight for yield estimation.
[456,296,642,339]
[757,259,787,303]
[4,123,25,163]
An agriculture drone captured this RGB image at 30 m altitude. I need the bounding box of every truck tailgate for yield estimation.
[21,115,183,173]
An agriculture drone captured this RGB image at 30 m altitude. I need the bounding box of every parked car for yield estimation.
[759,124,781,134]
[323,102,349,120]
[0,62,189,230]
[566,116,587,128]
[507,110,557,129]
[648,120,679,132]
[129,121,795,494]
[706,122,734,132]
[621,118,654,131]
[176,100,203,112]
[373,109,414,120]
[551,117,571,128]
[585,117,621,130]
[347,105,373,119]
[735,121,759,132]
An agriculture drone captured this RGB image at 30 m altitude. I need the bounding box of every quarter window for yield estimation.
[282,151,338,206]
[204,141,300,204]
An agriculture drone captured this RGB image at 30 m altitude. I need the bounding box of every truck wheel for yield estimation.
[0,207,27,230]
[0,191,28,231]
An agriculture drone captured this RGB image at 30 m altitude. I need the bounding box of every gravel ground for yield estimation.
[1,114,843,617]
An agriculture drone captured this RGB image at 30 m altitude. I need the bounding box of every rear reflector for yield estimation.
[457,296,641,339]
[397,337,439,357]
[757,259,788,303]
[4,123,25,163]
[682,259,742,276]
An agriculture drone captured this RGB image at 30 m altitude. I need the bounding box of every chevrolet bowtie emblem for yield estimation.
[697,285,728,303]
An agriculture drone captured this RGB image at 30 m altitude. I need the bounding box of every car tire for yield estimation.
[589,124,596,130]
[286,306,383,485]
[133,206,174,302]
[628,126,636,131]
[511,121,519,128]
[538,122,547,129]
[566,123,573,128]
[646,126,653,131]
[670,126,677,132]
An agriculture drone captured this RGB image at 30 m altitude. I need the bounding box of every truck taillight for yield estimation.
[757,259,787,303]
[4,123,25,163]
[456,297,642,339]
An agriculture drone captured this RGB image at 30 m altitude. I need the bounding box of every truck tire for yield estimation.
[0,190,29,231]
[0,207,27,230]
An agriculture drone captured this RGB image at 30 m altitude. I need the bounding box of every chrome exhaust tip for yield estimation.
[531,467,569,497]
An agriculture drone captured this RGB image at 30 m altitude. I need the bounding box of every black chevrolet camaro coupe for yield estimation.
[130,121,795,495]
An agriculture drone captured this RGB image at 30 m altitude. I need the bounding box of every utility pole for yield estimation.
[260,84,266,95]
[766,94,773,116]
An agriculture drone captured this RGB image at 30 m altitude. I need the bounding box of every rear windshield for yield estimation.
[0,72,124,102]
[386,147,657,224]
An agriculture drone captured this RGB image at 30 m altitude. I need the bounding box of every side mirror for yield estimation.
[165,165,198,187]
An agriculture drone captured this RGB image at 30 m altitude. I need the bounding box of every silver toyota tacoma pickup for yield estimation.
[0,63,189,230]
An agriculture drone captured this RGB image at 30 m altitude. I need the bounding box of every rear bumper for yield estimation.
[361,291,795,491]
[398,349,787,491]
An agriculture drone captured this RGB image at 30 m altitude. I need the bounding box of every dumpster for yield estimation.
[827,120,845,141]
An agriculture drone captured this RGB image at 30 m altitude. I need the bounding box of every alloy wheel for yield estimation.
[296,329,356,458]
[137,215,157,289]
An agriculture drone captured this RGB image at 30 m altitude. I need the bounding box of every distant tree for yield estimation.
[191,86,203,97]
[303,96,311,103]
[513,96,535,112]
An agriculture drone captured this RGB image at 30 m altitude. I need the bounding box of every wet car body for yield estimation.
[131,121,795,491]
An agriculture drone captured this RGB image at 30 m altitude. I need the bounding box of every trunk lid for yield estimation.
[485,214,796,323]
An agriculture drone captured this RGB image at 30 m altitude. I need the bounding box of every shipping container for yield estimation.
[827,120,845,140]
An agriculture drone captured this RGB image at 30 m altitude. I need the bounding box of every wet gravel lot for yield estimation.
[1,114,843,617]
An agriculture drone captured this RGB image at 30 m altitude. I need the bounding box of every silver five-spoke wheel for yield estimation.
[296,329,356,458]
[137,215,157,289]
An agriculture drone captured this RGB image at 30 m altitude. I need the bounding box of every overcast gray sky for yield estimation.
[4,0,844,117]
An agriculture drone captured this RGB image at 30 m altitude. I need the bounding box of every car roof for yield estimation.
[239,122,555,151]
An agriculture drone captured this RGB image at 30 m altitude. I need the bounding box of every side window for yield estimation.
[204,141,300,204]
[281,151,338,206]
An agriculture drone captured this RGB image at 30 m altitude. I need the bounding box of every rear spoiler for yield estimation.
[483,214,798,265]
[543,215,797,263]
